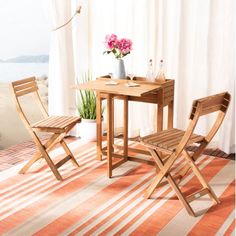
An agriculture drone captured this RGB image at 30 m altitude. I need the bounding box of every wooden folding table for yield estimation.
[75,76,174,177]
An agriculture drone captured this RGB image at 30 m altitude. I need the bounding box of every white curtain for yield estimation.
[48,0,76,116]
[50,0,235,153]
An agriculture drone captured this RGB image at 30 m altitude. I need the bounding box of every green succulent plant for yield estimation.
[77,72,103,119]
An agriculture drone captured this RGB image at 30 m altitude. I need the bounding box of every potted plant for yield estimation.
[76,72,104,141]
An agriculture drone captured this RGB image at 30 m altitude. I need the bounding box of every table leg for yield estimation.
[107,94,113,178]
[111,97,114,151]
[96,92,102,160]
[157,104,164,132]
[123,96,128,161]
[168,100,174,129]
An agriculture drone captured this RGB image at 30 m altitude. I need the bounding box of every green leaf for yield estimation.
[76,71,104,120]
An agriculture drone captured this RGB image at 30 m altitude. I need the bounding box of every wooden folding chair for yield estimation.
[11,77,81,181]
[141,92,231,216]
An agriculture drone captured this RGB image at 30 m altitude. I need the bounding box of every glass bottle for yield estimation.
[146,59,155,82]
[155,59,166,82]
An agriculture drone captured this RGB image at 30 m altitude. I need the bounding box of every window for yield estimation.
[0,0,50,149]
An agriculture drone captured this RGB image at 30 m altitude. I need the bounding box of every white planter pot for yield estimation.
[76,119,104,142]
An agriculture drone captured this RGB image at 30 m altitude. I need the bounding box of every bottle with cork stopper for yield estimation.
[146,59,155,82]
[155,59,166,82]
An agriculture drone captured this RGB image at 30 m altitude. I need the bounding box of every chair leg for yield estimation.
[38,146,63,181]
[19,128,79,180]
[145,169,196,216]
[183,150,220,204]
[178,163,191,181]
[145,149,174,199]
[60,139,79,167]
[149,164,182,191]
[178,141,208,181]
[144,171,166,199]
[167,174,196,217]
[145,148,197,216]
[19,152,42,174]
[192,166,220,204]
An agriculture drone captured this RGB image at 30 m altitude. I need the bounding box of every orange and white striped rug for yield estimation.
[0,139,235,236]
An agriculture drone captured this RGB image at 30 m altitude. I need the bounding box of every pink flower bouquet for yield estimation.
[104,34,132,59]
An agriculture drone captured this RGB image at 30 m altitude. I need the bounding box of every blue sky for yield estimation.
[0,0,50,60]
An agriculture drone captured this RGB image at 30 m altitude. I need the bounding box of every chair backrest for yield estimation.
[175,92,231,154]
[11,77,38,97]
[189,92,231,119]
[10,77,48,128]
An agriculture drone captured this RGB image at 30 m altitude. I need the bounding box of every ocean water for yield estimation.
[0,63,48,83]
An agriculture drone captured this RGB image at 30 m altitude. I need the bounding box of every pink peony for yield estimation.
[117,38,132,54]
[105,34,118,50]
[103,34,133,59]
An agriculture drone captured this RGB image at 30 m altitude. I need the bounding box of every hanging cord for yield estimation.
[52,6,82,31]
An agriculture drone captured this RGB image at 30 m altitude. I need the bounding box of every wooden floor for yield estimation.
[0,136,234,172]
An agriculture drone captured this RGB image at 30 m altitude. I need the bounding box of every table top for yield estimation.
[74,78,162,97]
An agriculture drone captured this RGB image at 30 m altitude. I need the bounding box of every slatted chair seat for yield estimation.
[140,92,231,217]
[32,116,80,132]
[141,128,204,152]
[11,77,81,181]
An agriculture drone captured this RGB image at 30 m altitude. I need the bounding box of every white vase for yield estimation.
[113,58,126,79]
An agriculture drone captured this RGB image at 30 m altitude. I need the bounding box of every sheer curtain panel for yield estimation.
[50,0,235,153]
[48,0,76,116]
